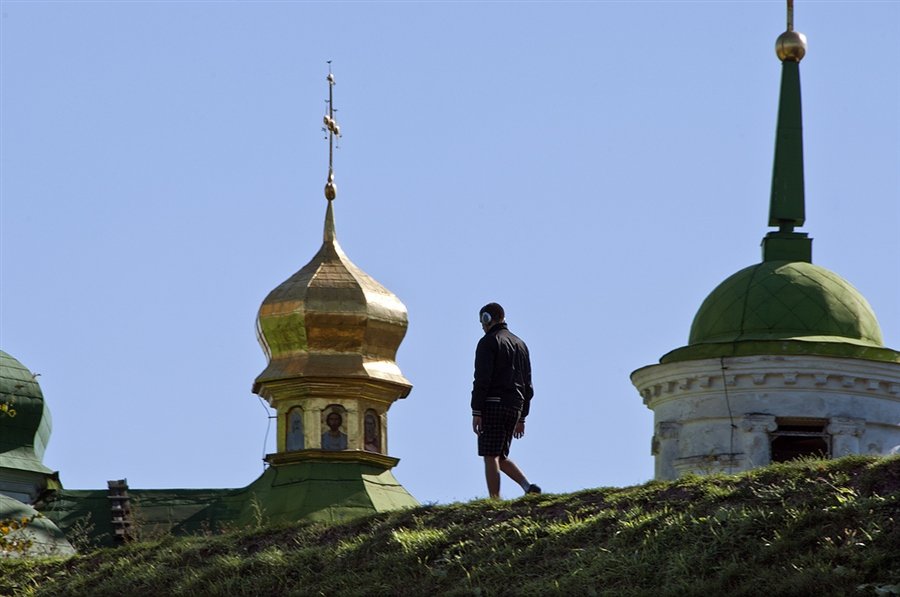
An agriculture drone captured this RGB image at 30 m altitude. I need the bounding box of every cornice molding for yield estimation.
[265,449,399,469]
[632,355,900,406]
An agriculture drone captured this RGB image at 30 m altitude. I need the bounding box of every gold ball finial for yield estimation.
[776,30,807,62]
[324,171,337,201]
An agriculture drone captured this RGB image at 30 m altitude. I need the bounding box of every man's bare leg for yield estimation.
[499,458,528,487]
[483,456,501,498]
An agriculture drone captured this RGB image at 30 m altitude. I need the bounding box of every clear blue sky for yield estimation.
[2,1,898,503]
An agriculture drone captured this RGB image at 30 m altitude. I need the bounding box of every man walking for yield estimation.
[471,302,540,499]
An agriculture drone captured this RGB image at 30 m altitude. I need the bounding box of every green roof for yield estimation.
[658,20,899,367]
[661,261,899,365]
[690,261,883,346]
[38,461,418,548]
[0,351,53,475]
[0,493,75,557]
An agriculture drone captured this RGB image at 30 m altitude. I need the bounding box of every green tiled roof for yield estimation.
[660,261,900,365]
[689,261,883,346]
[38,461,418,548]
[0,493,75,557]
[0,351,53,475]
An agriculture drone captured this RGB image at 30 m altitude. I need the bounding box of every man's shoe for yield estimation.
[526,484,541,494]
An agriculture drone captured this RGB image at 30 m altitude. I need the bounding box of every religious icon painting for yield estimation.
[364,409,381,453]
[286,407,304,451]
[321,405,348,451]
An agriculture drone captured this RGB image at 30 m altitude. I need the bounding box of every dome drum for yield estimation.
[632,355,900,480]
[269,395,394,463]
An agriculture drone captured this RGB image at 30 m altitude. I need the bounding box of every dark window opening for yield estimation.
[770,418,829,463]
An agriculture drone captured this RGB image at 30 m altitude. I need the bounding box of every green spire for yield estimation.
[769,60,805,230]
[762,1,812,263]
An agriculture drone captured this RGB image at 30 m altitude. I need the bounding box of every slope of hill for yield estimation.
[1,456,898,596]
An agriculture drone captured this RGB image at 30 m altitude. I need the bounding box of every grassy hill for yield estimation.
[1,456,898,596]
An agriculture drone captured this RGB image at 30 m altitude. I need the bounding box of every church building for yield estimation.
[2,2,898,555]
[0,70,416,552]
[631,5,900,480]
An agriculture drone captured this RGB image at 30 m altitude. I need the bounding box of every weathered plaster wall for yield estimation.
[632,355,900,479]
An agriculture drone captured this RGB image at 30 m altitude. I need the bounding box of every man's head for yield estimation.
[479,303,505,332]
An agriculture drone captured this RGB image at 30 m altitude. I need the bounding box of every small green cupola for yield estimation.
[0,351,58,504]
[663,2,898,366]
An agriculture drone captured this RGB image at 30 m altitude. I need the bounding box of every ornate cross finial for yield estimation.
[323,61,341,201]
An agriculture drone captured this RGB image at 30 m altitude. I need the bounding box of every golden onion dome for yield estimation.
[253,201,411,395]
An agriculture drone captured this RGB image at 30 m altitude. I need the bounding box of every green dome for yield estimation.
[660,261,899,365]
[0,351,52,474]
[689,261,884,347]
[0,493,74,557]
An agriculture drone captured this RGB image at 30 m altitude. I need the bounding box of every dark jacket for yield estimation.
[471,322,534,419]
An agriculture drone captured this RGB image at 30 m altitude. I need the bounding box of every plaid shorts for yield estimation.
[478,401,522,458]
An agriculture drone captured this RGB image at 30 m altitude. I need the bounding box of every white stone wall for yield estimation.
[631,354,900,480]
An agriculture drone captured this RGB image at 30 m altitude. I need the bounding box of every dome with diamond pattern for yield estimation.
[689,261,883,347]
